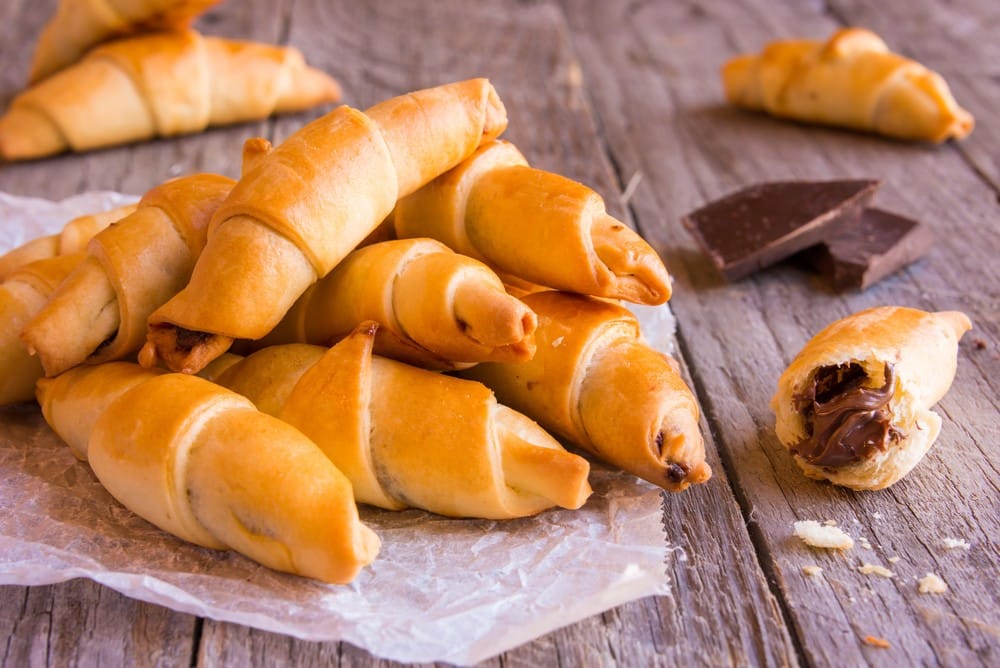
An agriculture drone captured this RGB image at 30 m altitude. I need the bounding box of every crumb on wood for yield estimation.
[941,537,971,550]
[794,520,854,549]
[802,565,823,576]
[859,563,894,578]
[918,572,948,594]
[888,556,900,563]
[972,338,987,350]
[863,635,891,649]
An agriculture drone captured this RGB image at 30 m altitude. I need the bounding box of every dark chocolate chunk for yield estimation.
[801,207,933,291]
[681,179,880,281]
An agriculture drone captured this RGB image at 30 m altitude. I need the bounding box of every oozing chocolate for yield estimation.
[792,362,900,467]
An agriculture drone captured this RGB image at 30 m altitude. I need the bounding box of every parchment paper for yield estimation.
[0,191,676,665]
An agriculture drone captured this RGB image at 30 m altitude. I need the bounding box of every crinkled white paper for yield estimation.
[0,191,674,665]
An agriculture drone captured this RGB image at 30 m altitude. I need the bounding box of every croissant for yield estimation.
[1,29,341,161]
[0,203,135,281]
[252,237,536,369]
[215,323,591,518]
[722,28,974,142]
[22,173,234,377]
[771,306,971,490]
[464,291,711,491]
[0,253,85,405]
[27,0,220,83]
[393,140,672,304]
[142,78,508,374]
[36,361,379,583]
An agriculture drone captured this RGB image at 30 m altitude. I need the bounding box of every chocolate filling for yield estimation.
[791,362,900,467]
[174,327,214,352]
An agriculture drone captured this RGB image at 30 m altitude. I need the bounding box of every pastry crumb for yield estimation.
[918,572,948,594]
[802,565,823,576]
[823,519,838,526]
[550,336,565,347]
[863,635,891,649]
[941,537,971,550]
[872,512,882,519]
[858,563,894,578]
[794,520,854,549]
[888,556,900,563]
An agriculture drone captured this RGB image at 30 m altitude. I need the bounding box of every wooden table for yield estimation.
[1,1,997,665]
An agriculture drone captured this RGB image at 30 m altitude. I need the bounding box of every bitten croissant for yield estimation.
[1,29,341,161]
[771,306,971,490]
[0,203,135,281]
[0,254,84,406]
[22,173,234,377]
[393,140,672,304]
[213,323,591,519]
[37,362,380,583]
[722,28,973,142]
[28,0,220,83]
[142,78,508,374]
[252,237,537,369]
[464,291,711,492]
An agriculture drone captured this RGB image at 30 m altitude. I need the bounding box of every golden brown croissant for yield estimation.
[0,253,84,405]
[393,140,672,304]
[0,203,135,281]
[141,78,508,374]
[28,0,220,83]
[1,29,341,161]
[722,28,973,142]
[37,361,380,583]
[464,291,711,491]
[252,237,537,369]
[771,306,971,490]
[214,323,592,519]
[22,173,234,377]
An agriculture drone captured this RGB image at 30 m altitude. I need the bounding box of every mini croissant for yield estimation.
[37,362,379,583]
[22,173,235,377]
[252,237,537,369]
[214,323,592,519]
[28,0,221,83]
[771,306,971,490]
[464,291,711,492]
[393,140,672,304]
[1,29,341,160]
[722,28,973,142]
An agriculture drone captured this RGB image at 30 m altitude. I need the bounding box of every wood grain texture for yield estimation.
[1,0,997,666]
[559,0,999,665]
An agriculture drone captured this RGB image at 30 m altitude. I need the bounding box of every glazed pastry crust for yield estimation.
[1,30,340,161]
[28,0,221,83]
[464,291,711,492]
[215,324,591,519]
[254,237,537,369]
[722,28,974,142]
[771,306,971,490]
[394,140,672,304]
[36,362,379,583]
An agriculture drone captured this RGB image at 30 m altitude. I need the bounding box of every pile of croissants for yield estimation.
[1,6,712,586]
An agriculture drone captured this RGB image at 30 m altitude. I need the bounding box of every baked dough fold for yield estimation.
[1,29,341,160]
[771,306,971,490]
[214,323,592,519]
[37,361,380,583]
[722,28,973,142]
[463,291,711,491]
[393,140,671,303]
[252,237,536,369]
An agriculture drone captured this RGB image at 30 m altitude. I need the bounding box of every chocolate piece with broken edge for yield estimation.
[681,179,880,281]
[801,207,934,291]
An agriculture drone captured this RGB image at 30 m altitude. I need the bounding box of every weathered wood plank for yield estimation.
[0,578,198,667]
[559,0,999,665]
